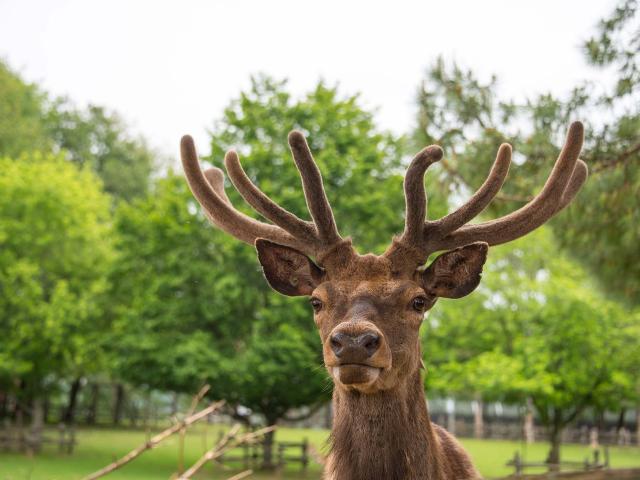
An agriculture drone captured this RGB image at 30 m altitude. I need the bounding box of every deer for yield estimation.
[179,121,587,480]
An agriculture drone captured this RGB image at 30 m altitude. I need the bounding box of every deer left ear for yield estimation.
[255,239,324,296]
[420,242,488,299]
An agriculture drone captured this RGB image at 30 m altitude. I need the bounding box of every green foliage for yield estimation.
[108,174,243,392]
[424,228,639,457]
[0,61,51,157]
[584,0,639,98]
[47,103,155,200]
[414,0,640,305]
[209,75,447,253]
[0,59,155,201]
[0,153,114,398]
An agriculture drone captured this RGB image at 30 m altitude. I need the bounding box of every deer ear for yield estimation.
[420,242,488,299]
[255,239,324,296]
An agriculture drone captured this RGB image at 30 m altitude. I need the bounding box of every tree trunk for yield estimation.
[524,397,535,444]
[615,408,626,444]
[546,409,564,471]
[636,401,640,447]
[0,390,7,420]
[113,384,125,426]
[62,378,82,424]
[546,426,562,470]
[446,398,456,435]
[85,383,100,425]
[43,394,50,425]
[473,396,484,439]
[30,398,44,453]
[262,418,278,469]
[170,392,179,416]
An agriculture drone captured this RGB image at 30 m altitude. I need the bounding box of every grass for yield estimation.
[1,425,639,479]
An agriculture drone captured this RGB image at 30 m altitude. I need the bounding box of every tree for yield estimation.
[0,58,155,201]
[0,60,51,157]
[423,228,638,466]
[46,102,156,201]
[413,0,639,306]
[0,152,114,428]
[108,174,235,395]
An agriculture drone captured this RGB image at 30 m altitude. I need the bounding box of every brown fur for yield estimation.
[180,122,587,479]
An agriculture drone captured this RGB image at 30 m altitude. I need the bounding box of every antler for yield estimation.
[180,131,347,259]
[385,121,588,270]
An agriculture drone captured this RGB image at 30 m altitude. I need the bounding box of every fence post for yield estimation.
[604,445,610,467]
[58,424,65,454]
[301,437,309,471]
[243,441,250,469]
[277,443,286,469]
[68,426,76,454]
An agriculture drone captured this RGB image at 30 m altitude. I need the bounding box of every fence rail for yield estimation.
[0,424,75,454]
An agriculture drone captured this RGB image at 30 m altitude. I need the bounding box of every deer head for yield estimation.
[181,122,586,395]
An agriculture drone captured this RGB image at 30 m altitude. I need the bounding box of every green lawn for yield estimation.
[1,426,639,479]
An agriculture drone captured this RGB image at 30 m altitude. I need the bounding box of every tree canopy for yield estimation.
[0,153,114,401]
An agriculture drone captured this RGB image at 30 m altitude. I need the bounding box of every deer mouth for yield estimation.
[332,364,382,386]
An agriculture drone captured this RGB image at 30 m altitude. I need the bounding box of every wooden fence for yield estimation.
[501,468,640,479]
[216,432,309,472]
[506,448,609,475]
[0,424,75,454]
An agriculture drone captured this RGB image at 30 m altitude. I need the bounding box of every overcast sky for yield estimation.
[0,0,617,159]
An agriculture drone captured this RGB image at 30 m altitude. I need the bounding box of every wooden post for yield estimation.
[240,441,248,469]
[277,443,285,469]
[58,424,65,454]
[473,396,484,439]
[301,437,309,471]
[69,426,76,454]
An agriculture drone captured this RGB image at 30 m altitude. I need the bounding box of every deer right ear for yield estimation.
[255,239,324,296]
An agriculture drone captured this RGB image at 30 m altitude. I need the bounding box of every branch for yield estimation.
[187,384,211,415]
[225,470,253,480]
[282,402,326,422]
[178,425,277,480]
[440,158,533,204]
[590,141,640,173]
[81,400,224,480]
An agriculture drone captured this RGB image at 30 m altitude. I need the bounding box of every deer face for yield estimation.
[255,240,488,393]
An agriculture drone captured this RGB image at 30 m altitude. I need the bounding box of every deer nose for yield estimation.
[330,331,381,362]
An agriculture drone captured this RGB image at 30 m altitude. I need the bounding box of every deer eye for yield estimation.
[309,297,323,312]
[412,296,428,312]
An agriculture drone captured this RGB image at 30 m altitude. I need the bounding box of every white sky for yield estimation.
[0,0,617,160]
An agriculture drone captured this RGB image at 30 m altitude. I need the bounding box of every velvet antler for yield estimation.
[384,121,588,271]
[181,132,347,259]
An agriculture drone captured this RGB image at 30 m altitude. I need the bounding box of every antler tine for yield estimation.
[203,167,231,205]
[180,135,311,255]
[223,150,319,245]
[434,121,586,250]
[436,143,512,234]
[557,159,588,211]
[401,145,444,243]
[288,131,342,244]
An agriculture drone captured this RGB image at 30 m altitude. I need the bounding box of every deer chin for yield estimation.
[331,364,382,392]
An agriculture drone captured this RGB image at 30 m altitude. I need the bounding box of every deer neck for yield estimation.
[328,369,442,480]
